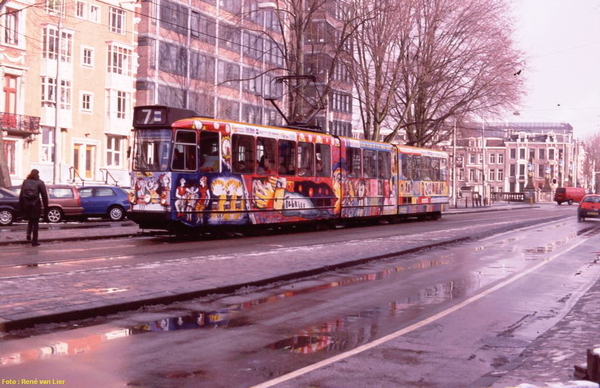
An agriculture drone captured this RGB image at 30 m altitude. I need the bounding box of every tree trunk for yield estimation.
[0,130,12,187]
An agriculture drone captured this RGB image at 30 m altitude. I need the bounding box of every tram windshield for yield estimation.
[132,129,172,171]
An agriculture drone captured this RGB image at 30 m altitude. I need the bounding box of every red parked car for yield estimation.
[9,185,84,223]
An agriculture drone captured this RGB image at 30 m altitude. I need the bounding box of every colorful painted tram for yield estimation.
[128,105,449,233]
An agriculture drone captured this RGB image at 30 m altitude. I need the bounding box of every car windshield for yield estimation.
[132,129,172,172]
[583,196,600,203]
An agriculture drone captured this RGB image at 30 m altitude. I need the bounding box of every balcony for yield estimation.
[1,112,41,138]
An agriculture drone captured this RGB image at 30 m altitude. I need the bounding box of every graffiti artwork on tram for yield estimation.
[130,172,173,210]
[251,176,336,222]
[174,176,211,224]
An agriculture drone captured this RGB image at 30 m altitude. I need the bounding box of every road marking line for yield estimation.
[252,237,588,388]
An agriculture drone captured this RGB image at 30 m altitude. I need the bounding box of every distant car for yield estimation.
[0,187,21,226]
[77,186,131,221]
[9,185,84,223]
[577,194,600,222]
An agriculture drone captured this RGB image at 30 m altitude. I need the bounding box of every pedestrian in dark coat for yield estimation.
[19,169,49,246]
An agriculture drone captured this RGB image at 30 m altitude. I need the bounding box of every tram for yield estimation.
[128,105,449,233]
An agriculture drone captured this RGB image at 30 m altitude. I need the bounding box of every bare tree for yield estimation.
[253,0,361,127]
[583,132,600,193]
[349,0,524,146]
[344,0,406,141]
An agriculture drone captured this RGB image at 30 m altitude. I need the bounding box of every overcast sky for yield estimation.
[507,0,600,139]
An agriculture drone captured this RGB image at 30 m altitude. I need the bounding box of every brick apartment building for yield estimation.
[1,0,138,186]
[450,122,584,202]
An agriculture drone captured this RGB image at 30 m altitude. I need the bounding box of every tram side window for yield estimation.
[297,142,314,176]
[413,156,423,180]
[346,147,361,178]
[422,157,432,181]
[402,155,413,180]
[378,151,391,179]
[315,144,331,177]
[257,137,276,175]
[439,158,447,181]
[200,132,220,173]
[363,150,377,178]
[432,158,441,181]
[232,134,255,174]
[172,130,197,171]
[278,140,296,175]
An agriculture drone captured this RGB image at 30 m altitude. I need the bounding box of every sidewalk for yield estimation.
[2,202,597,387]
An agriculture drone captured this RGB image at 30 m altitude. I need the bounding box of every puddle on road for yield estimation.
[1,256,466,365]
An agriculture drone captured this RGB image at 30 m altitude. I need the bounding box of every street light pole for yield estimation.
[481,120,486,206]
[453,119,457,208]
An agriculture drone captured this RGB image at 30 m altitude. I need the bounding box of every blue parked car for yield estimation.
[77,186,131,221]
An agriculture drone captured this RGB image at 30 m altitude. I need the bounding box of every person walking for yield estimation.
[19,169,49,247]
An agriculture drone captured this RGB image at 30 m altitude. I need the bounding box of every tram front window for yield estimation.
[133,129,172,171]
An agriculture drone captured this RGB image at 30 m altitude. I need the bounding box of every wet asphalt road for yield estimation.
[1,205,600,386]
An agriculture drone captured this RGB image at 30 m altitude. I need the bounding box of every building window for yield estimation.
[469,153,475,164]
[219,23,241,52]
[41,127,55,162]
[106,135,122,167]
[217,60,240,87]
[158,42,187,76]
[82,47,94,67]
[41,77,70,109]
[41,77,55,107]
[220,0,241,13]
[469,168,476,181]
[518,164,525,179]
[43,27,73,62]
[109,7,125,34]
[76,1,86,18]
[489,153,496,164]
[89,5,100,22]
[191,11,216,44]
[81,92,92,112]
[45,0,65,16]
[539,149,545,159]
[498,153,504,164]
[549,149,555,160]
[497,169,504,181]
[489,169,495,181]
[4,8,19,46]
[107,45,133,76]
[509,164,516,177]
[106,90,131,120]
[510,148,516,159]
[519,148,525,159]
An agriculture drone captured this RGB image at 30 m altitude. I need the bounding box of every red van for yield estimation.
[554,187,586,205]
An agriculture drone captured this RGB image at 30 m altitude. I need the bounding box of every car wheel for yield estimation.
[578,215,585,222]
[0,210,14,226]
[46,208,64,223]
[108,206,125,221]
[568,199,573,205]
[556,202,562,205]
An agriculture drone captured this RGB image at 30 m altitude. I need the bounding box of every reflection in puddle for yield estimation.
[1,258,452,365]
